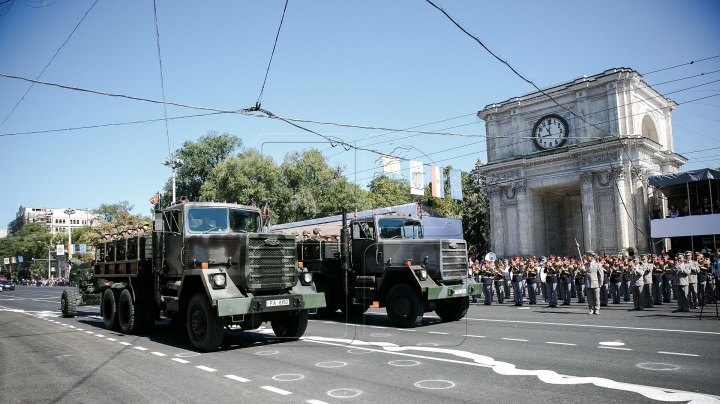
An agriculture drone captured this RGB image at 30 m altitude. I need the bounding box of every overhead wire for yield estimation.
[256,0,289,108]
[0,0,99,128]
[152,0,172,157]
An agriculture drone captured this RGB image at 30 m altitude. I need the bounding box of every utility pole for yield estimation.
[64,208,75,278]
[162,154,184,204]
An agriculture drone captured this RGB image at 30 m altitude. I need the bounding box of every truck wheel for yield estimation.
[435,296,469,322]
[102,288,120,331]
[61,289,77,318]
[118,289,143,335]
[187,293,224,352]
[385,284,423,328]
[271,309,308,340]
[140,302,157,334]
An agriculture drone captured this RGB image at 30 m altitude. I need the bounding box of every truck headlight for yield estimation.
[420,269,427,280]
[299,272,313,286]
[211,273,226,289]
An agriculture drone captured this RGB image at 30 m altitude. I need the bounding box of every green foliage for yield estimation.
[7,216,24,236]
[460,172,490,254]
[0,223,52,280]
[93,201,134,222]
[165,131,243,203]
[367,175,413,208]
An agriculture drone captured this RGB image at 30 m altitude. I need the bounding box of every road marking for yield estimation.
[396,328,416,331]
[196,366,217,372]
[151,352,167,357]
[599,346,632,351]
[95,334,105,338]
[134,347,148,351]
[659,351,699,357]
[466,317,720,336]
[68,325,76,328]
[368,326,387,329]
[546,342,576,346]
[171,358,189,364]
[307,400,330,404]
[75,328,84,331]
[225,374,250,382]
[106,338,117,341]
[119,342,132,346]
[502,338,528,342]
[85,331,94,334]
[428,331,449,335]
[261,386,292,395]
[464,335,485,338]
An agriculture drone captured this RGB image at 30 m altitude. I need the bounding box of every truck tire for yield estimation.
[385,284,423,328]
[140,302,157,334]
[435,296,469,322]
[102,288,120,331]
[118,289,143,335]
[61,289,77,318]
[187,293,224,352]
[271,309,309,340]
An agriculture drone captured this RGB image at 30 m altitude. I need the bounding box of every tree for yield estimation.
[94,201,135,222]
[7,216,24,236]
[367,175,413,208]
[165,131,242,203]
[460,171,490,255]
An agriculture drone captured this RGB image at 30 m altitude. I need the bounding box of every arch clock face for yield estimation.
[532,114,569,150]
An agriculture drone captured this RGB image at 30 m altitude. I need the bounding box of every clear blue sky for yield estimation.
[1,0,718,227]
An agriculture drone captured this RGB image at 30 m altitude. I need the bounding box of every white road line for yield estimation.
[75,328,84,331]
[224,375,250,382]
[196,366,217,372]
[502,338,528,342]
[95,334,105,338]
[323,321,335,324]
[68,325,76,328]
[85,331,94,334]
[397,329,416,332]
[261,386,292,396]
[464,335,485,338]
[546,342,576,346]
[106,338,117,341]
[368,326,387,329]
[659,351,699,357]
[119,342,132,346]
[151,352,167,357]
[134,347,148,351]
[599,346,632,351]
[172,358,189,364]
[428,331,449,335]
[467,317,720,336]
[307,400,330,404]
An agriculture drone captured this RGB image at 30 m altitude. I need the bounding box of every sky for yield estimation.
[0,0,719,227]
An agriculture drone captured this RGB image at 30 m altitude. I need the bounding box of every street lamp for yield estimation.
[64,208,75,279]
[162,154,184,204]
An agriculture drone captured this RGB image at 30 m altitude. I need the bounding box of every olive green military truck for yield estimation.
[62,202,325,351]
[295,209,479,327]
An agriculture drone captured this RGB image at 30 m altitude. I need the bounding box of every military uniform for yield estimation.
[560,262,572,305]
[574,264,586,303]
[609,260,623,304]
[493,262,505,304]
[641,255,654,308]
[630,259,645,310]
[662,258,674,303]
[621,258,632,301]
[481,263,495,305]
[652,259,664,305]
[526,264,538,305]
[585,253,604,315]
[697,257,709,306]
[545,261,559,308]
[511,260,524,306]
[672,255,691,312]
[687,253,699,309]
[599,260,610,306]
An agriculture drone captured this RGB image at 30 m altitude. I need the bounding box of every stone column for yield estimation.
[487,185,504,257]
[611,166,630,253]
[514,181,534,256]
[580,172,596,252]
[631,166,650,253]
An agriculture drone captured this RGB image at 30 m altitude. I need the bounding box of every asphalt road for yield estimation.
[1,286,719,404]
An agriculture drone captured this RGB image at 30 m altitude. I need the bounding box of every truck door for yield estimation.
[351,220,380,275]
[164,209,184,275]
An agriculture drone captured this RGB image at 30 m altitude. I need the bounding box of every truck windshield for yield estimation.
[187,208,229,233]
[229,209,261,233]
[187,208,261,233]
[378,218,424,239]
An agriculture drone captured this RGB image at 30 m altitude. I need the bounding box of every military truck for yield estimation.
[61,201,325,351]
[295,209,479,327]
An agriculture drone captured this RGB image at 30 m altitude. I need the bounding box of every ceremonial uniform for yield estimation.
[687,254,699,309]
[511,262,524,306]
[599,261,610,306]
[662,259,674,303]
[641,256,654,308]
[609,262,623,304]
[481,265,494,305]
[697,258,709,306]
[585,254,604,315]
[560,264,572,305]
[574,265,586,304]
[526,265,538,305]
[672,256,691,312]
[621,261,632,302]
[493,264,505,304]
[630,260,645,310]
[545,263,559,308]
[652,260,664,305]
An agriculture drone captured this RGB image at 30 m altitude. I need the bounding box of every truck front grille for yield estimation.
[441,241,467,281]
[247,235,297,291]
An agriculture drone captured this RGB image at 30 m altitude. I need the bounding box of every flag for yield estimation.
[430,165,445,199]
[18,256,23,263]
[150,191,162,205]
[449,169,463,201]
[79,244,87,254]
[382,155,402,175]
[263,202,269,216]
[10,257,15,264]
[2,258,8,265]
[409,161,424,196]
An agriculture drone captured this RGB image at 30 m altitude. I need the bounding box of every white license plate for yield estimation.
[266,299,290,307]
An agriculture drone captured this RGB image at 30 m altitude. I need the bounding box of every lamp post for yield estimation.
[64,208,75,279]
[162,154,184,204]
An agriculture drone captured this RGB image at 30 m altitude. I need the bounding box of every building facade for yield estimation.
[16,206,99,235]
[477,68,686,257]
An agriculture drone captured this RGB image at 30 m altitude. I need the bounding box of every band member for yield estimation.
[662,256,674,303]
[599,257,610,306]
[609,257,623,304]
[652,256,664,305]
[621,255,632,302]
[510,256,525,306]
[560,259,572,305]
[481,260,495,305]
[539,256,548,302]
[545,257,559,308]
[630,257,645,310]
[493,260,505,304]
[697,254,709,306]
[526,261,538,305]
[574,261,587,304]
[672,253,691,312]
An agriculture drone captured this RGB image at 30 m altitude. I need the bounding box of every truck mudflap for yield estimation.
[426,283,482,300]
[216,292,326,317]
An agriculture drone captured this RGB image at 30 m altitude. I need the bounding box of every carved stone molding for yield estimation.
[580,172,595,184]
[513,181,527,194]
[596,170,612,187]
[504,186,517,200]
[630,165,647,182]
[580,151,620,167]
[487,186,502,197]
[610,166,625,180]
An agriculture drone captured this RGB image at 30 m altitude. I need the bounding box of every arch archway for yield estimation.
[641,115,660,144]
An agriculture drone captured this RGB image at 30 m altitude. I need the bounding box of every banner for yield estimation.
[430,165,445,199]
[79,244,87,254]
[56,245,65,255]
[10,257,15,264]
[18,256,23,263]
[409,161,425,196]
[2,258,8,265]
[382,155,402,175]
[449,169,463,201]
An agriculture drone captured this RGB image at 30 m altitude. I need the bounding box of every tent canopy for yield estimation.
[648,168,720,187]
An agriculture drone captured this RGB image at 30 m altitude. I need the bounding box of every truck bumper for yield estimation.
[216,292,326,317]
[426,283,482,300]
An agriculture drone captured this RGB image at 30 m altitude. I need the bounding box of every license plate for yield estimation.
[267,299,290,307]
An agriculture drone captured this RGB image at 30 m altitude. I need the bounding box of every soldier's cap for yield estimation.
[676,253,685,258]
[684,251,693,256]
[540,256,547,260]
[640,254,649,259]
[302,230,309,235]
[313,228,321,234]
[633,257,639,262]
[585,250,597,258]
